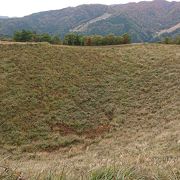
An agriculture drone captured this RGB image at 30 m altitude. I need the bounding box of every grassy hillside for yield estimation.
[0,43,179,150]
[0,43,180,179]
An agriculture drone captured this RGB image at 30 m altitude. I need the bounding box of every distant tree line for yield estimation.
[13,30,61,44]
[63,33,131,46]
[162,36,180,45]
[13,30,131,45]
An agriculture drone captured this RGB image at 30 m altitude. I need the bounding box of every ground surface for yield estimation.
[0,43,180,179]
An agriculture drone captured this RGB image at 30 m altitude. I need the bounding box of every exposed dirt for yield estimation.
[51,123,77,136]
[51,122,111,138]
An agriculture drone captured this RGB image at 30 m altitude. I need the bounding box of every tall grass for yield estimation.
[1,165,179,180]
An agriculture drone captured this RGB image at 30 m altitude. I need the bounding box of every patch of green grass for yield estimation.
[90,167,139,180]
[2,164,179,180]
[20,135,82,152]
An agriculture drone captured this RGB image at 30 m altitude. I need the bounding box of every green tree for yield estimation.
[13,30,33,42]
[39,33,52,42]
[13,30,63,44]
[174,36,180,45]
[104,34,115,45]
[91,35,104,46]
[164,37,171,44]
[51,35,62,44]
[114,36,123,45]
[63,33,81,45]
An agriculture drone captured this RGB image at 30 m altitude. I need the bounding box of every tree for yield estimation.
[51,35,62,44]
[122,33,131,44]
[13,30,33,42]
[104,34,115,45]
[39,33,52,42]
[13,30,132,46]
[114,36,123,45]
[79,36,85,46]
[63,33,81,45]
[13,30,63,44]
[84,37,92,46]
[174,36,180,45]
[91,35,103,46]
[164,37,171,44]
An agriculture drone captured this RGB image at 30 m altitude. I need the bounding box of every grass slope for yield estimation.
[0,43,180,152]
[0,44,180,149]
[0,43,180,179]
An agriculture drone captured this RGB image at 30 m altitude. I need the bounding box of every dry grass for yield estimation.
[0,43,180,179]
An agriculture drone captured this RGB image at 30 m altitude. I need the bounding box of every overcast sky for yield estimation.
[0,0,179,17]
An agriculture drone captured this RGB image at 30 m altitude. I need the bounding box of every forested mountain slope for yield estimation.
[0,0,179,42]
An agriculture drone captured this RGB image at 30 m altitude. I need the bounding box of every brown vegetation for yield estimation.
[0,43,179,179]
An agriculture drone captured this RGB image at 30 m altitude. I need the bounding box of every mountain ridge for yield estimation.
[0,16,9,19]
[0,0,179,42]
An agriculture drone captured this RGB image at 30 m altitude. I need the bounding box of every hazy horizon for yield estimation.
[0,0,179,17]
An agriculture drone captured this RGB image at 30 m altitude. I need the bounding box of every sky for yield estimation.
[0,0,179,17]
